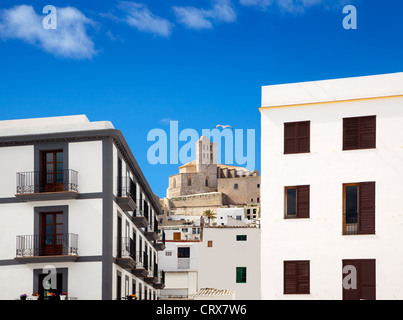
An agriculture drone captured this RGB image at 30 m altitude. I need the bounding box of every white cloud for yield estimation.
[0,5,96,59]
[239,0,349,13]
[173,0,236,30]
[117,2,173,37]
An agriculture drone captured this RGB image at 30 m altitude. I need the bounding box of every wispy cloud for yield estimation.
[0,5,96,59]
[117,1,174,37]
[239,0,350,13]
[173,0,236,30]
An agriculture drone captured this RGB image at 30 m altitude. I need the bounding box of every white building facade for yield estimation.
[198,227,261,300]
[158,226,200,299]
[0,115,165,300]
[260,72,403,300]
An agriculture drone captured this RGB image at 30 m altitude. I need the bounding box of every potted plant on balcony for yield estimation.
[46,292,57,300]
[60,292,68,300]
[20,294,28,300]
[126,294,138,300]
[32,293,40,300]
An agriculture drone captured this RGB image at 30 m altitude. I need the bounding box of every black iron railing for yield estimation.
[16,233,78,257]
[117,176,136,200]
[117,237,136,260]
[134,209,149,221]
[344,213,359,235]
[16,170,78,194]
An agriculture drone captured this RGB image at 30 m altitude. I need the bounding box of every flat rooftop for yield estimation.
[261,72,403,109]
[0,115,114,137]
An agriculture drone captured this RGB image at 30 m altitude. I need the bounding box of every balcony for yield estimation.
[144,268,158,285]
[16,170,79,201]
[145,218,159,242]
[132,209,149,229]
[154,230,166,251]
[154,271,165,289]
[15,233,78,263]
[116,237,137,270]
[131,254,148,278]
[116,177,137,212]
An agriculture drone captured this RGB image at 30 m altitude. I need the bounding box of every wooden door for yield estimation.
[42,150,64,192]
[41,212,63,256]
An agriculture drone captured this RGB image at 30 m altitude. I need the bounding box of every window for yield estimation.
[284,121,310,154]
[343,259,376,300]
[285,186,310,219]
[257,184,260,188]
[236,215,242,221]
[173,232,181,241]
[173,178,176,188]
[178,247,190,258]
[236,267,247,283]
[257,197,260,203]
[207,241,213,247]
[343,182,375,235]
[284,261,310,294]
[236,235,247,241]
[343,116,376,150]
[234,184,238,190]
[187,177,192,186]
[205,176,209,187]
[165,251,172,256]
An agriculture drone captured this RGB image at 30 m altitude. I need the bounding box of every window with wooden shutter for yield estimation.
[284,261,310,294]
[343,259,376,300]
[343,182,375,235]
[285,186,310,219]
[284,121,310,154]
[343,116,376,150]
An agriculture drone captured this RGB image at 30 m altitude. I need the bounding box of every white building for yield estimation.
[198,227,261,300]
[0,115,165,300]
[260,72,403,300]
[158,226,200,300]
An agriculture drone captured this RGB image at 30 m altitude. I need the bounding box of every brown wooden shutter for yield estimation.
[359,182,376,235]
[297,121,310,153]
[284,121,310,154]
[297,261,310,294]
[343,260,361,300]
[360,259,376,300]
[284,261,297,294]
[343,117,359,150]
[359,116,376,149]
[284,123,297,154]
[297,185,310,218]
[343,259,376,300]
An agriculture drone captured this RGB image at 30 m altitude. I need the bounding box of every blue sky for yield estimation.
[0,0,402,197]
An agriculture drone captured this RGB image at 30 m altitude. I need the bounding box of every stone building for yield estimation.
[161,136,260,222]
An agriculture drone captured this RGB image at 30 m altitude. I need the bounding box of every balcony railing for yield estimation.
[117,237,136,260]
[117,176,137,199]
[16,234,78,257]
[344,213,359,235]
[16,170,78,194]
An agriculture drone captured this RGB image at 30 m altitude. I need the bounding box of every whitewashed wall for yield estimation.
[261,96,403,300]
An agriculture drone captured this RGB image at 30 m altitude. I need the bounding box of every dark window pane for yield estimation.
[56,152,63,162]
[346,186,358,224]
[46,153,54,162]
[287,188,297,216]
